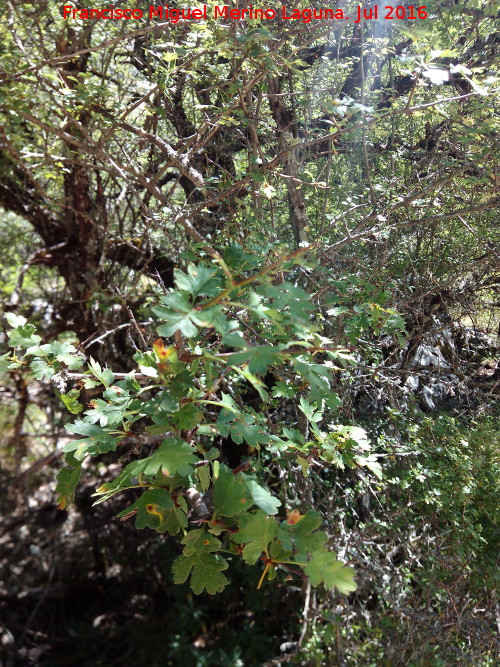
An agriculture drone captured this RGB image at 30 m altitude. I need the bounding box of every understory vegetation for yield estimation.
[0,1,498,665]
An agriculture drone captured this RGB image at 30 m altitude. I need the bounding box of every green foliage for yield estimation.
[386,413,500,571]
[172,530,229,595]
[117,488,188,535]
[0,1,497,661]
[5,313,42,348]
[297,411,500,665]
[217,410,269,448]
[303,551,357,594]
[136,440,198,478]
[211,467,253,517]
[1,255,374,595]
[64,421,121,459]
[57,388,83,415]
[55,455,82,510]
[232,511,278,564]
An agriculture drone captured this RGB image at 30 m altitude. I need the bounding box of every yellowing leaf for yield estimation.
[287,509,304,525]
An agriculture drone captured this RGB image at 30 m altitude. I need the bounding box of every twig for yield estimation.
[83,321,151,349]
[11,375,29,479]
[298,580,312,647]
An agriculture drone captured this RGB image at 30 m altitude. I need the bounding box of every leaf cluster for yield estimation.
[0,255,396,595]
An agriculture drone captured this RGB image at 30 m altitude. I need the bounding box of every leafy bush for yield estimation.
[289,411,500,666]
[1,251,407,596]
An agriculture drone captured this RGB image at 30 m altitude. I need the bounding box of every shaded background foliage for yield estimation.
[0,0,498,665]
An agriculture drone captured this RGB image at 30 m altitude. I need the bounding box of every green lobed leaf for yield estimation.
[164,504,189,535]
[191,306,228,333]
[243,477,281,515]
[58,389,84,414]
[156,312,199,338]
[294,359,331,394]
[229,345,282,374]
[203,447,220,461]
[55,461,82,509]
[272,381,296,398]
[172,529,229,594]
[81,376,100,389]
[64,420,121,459]
[304,551,357,594]
[48,341,85,369]
[324,391,343,411]
[85,397,131,427]
[87,357,115,387]
[232,510,278,564]
[181,528,222,554]
[197,463,211,492]
[269,540,292,561]
[171,403,203,430]
[357,454,383,479]
[222,329,247,347]
[168,370,194,400]
[117,488,187,535]
[8,322,42,349]
[174,262,220,298]
[231,365,269,402]
[172,550,229,595]
[29,357,55,380]
[217,412,269,448]
[0,353,10,375]
[93,463,143,503]
[258,283,314,322]
[134,439,198,478]
[154,293,199,337]
[212,467,253,517]
[299,397,324,423]
[222,245,261,273]
[5,313,27,328]
[278,511,328,562]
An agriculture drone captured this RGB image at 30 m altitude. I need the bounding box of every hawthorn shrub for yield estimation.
[1,249,406,596]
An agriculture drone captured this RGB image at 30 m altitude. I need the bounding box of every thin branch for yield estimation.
[323,166,476,257]
[274,93,479,160]
[95,107,205,188]
[83,321,152,349]
[1,22,183,83]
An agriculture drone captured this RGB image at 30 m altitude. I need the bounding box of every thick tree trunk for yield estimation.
[268,77,309,247]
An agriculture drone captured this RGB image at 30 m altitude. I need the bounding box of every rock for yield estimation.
[410,344,451,369]
[419,374,461,411]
